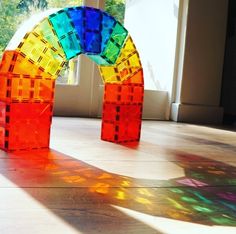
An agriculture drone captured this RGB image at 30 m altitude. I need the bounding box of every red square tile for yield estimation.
[104,83,144,105]
[101,122,116,141]
[0,102,52,151]
[102,103,119,122]
[101,103,142,143]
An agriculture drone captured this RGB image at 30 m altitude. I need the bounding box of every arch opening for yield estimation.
[0,6,144,151]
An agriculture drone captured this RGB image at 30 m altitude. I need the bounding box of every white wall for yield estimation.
[125,0,179,92]
[171,0,228,124]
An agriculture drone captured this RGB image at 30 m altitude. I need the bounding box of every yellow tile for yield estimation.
[116,35,136,64]
[33,19,65,58]
[99,35,143,84]
[17,32,66,77]
[99,66,118,83]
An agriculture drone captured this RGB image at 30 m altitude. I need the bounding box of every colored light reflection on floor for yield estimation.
[1,148,236,230]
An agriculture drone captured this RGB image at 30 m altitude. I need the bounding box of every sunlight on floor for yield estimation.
[113,205,236,234]
[0,175,82,234]
[84,160,185,180]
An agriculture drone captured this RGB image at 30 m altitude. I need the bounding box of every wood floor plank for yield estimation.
[1,187,236,233]
[0,117,236,234]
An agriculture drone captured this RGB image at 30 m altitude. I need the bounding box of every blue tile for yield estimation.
[67,7,85,51]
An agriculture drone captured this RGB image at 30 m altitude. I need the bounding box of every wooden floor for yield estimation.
[0,117,236,234]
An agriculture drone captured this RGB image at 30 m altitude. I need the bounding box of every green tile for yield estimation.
[88,41,121,65]
[102,41,121,64]
[110,22,128,46]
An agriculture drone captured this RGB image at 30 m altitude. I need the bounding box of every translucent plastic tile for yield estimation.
[99,66,118,83]
[59,32,82,60]
[99,52,142,83]
[84,31,101,54]
[0,102,52,151]
[101,13,116,52]
[85,8,102,31]
[89,41,119,65]
[34,18,65,56]
[49,9,82,59]
[84,8,102,54]
[119,105,142,122]
[0,101,6,126]
[67,7,103,54]
[67,7,117,57]
[102,40,122,63]
[99,35,142,83]
[116,36,137,64]
[104,84,144,105]
[38,50,65,76]
[33,79,55,102]
[18,33,47,61]
[49,10,74,38]
[0,102,6,149]
[110,22,128,46]
[123,69,144,85]
[0,51,48,77]
[67,7,84,49]
[117,53,141,80]
[118,120,141,142]
[88,21,128,65]
[0,73,55,103]
[101,122,116,141]
[88,54,109,66]
[101,103,142,142]
[102,103,118,122]
[17,32,65,77]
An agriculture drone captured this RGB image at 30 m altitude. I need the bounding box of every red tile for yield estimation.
[123,69,144,85]
[102,103,118,122]
[104,83,144,105]
[101,122,115,141]
[0,102,52,151]
[101,103,142,143]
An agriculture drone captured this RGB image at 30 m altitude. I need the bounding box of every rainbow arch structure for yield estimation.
[0,6,144,151]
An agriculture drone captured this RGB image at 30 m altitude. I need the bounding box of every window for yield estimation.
[0,0,83,85]
[105,0,126,24]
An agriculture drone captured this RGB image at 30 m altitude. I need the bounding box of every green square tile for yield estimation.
[110,22,128,46]
[103,41,122,64]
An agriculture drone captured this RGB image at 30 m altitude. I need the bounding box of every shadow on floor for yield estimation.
[1,147,236,233]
